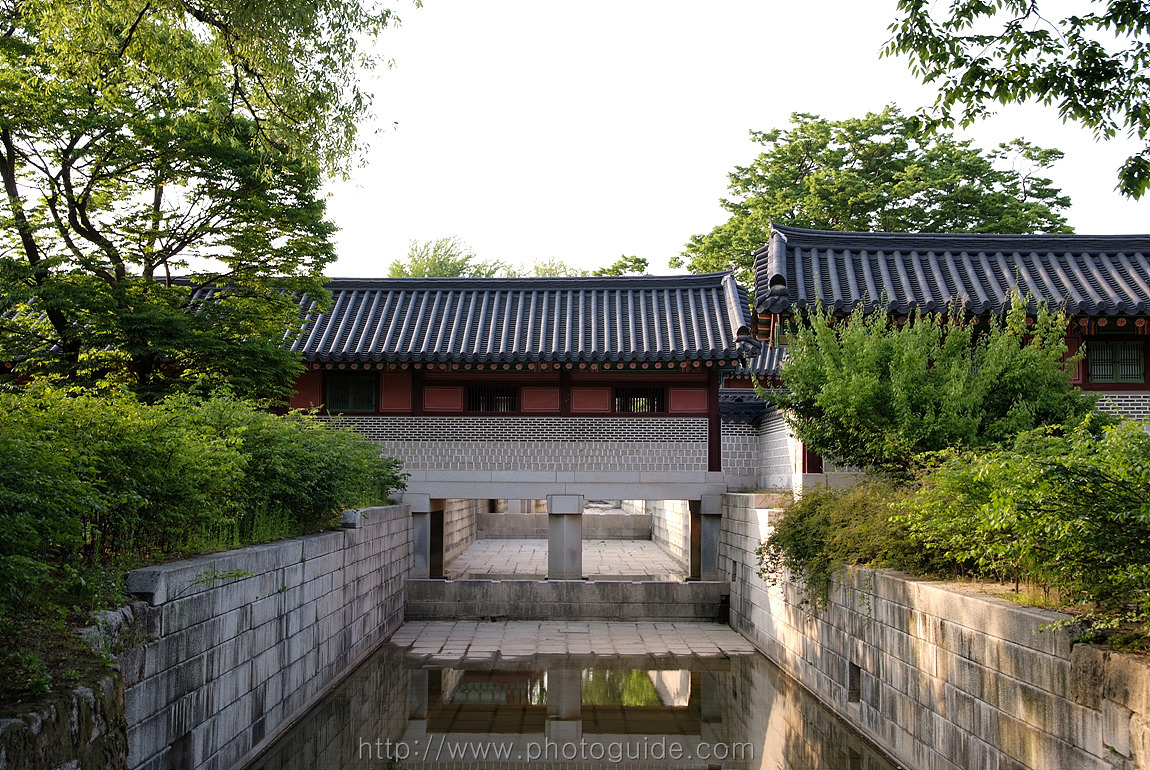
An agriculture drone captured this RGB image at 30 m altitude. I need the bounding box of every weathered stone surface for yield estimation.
[117,504,410,770]
[0,673,127,770]
[719,493,1150,770]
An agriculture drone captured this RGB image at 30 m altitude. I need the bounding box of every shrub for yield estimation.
[0,386,406,617]
[755,479,924,609]
[765,290,1099,475]
[897,417,1150,631]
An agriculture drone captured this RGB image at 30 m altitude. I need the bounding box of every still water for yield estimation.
[249,635,898,769]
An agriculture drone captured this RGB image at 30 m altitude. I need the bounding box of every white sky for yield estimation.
[324,0,1149,277]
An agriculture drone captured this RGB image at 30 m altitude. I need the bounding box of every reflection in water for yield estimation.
[250,642,897,769]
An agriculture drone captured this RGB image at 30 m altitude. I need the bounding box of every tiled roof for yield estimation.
[755,224,1150,317]
[729,345,786,379]
[291,273,757,365]
[719,389,774,426]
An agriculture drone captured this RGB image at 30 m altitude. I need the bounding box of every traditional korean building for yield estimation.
[285,272,762,500]
[752,223,1150,421]
[729,223,1150,492]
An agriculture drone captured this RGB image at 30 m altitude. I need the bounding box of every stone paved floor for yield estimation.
[445,539,686,580]
[388,620,756,664]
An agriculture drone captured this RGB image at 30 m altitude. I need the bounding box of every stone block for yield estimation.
[1071,644,1108,709]
[1105,650,1150,715]
[1103,699,1134,757]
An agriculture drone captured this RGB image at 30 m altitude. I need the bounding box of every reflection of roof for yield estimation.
[729,345,786,379]
[290,273,756,365]
[755,224,1150,317]
[719,389,773,426]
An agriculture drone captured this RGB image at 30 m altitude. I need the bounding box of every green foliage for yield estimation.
[674,106,1071,286]
[897,419,1150,631]
[0,386,406,618]
[389,237,508,278]
[886,0,1150,198]
[765,290,1098,475]
[389,239,648,278]
[755,480,920,610]
[512,257,588,277]
[0,0,407,399]
[580,670,662,707]
[591,255,649,276]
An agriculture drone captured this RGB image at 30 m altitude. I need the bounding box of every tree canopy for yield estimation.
[673,107,1072,287]
[389,238,650,278]
[0,0,403,401]
[388,237,507,277]
[886,0,1150,199]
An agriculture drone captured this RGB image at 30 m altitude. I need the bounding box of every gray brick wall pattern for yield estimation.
[721,423,758,484]
[1097,392,1150,423]
[320,416,710,472]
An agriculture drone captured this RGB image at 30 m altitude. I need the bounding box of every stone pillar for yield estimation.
[403,494,446,579]
[547,494,583,579]
[546,668,583,742]
[405,493,431,579]
[699,670,723,744]
[429,498,446,579]
[700,495,722,581]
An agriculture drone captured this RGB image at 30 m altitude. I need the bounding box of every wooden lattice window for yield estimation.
[326,373,377,412]
[468,386,518,413]
[614,386,665,413]
[1088,340,1145,384]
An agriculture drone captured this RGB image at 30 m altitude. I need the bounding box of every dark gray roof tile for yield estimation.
[292,273,756,364]
[755,224,1150,317]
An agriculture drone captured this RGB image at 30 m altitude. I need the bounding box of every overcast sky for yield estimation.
[324,0,1149,277]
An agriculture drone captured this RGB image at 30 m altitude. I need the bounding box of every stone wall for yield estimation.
[721,422,758,489]
[0,673,126,770]
[756,411,794,489]
[121,505,411,770]
[244,643,410,770]
[320,416,709,472]
[405,579,728,621]
[622,500,690,566]
[477,511,652,540]
[443,498,481,563]
[719,492,1150,770]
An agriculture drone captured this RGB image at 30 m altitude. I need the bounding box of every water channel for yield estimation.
[249,625,899,770]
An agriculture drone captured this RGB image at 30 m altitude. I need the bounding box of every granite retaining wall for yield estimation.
[120,504,411,770]
[719,492,1150,770]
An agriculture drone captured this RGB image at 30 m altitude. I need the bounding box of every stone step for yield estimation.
[405,579,730,622]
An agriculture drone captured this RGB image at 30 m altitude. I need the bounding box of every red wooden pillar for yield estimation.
[707,369,721,472]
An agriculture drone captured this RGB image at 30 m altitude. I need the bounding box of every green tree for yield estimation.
[898,419,1150,630]
[885,0,1150,198]
[0,0,404,400]
[508,257,588,277]
[673,107,1071,287]
[765,291,1098,475]
[591,254,649,276]
[388,237,508,277]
